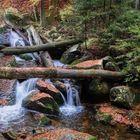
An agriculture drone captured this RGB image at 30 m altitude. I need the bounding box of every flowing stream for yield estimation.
[0,79,38,130]
[0,31,83,130]
[54,60,83,116]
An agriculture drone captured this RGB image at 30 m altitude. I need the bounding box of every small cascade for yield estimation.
[9,30,35,62]
[0,79,38,129]
[54,60,83,116]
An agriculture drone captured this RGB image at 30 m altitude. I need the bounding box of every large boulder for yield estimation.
[37,80,64,105]
[89,79,111,101]
[22,92,60,115]
[110,86,136,109]
[60,45,82,64]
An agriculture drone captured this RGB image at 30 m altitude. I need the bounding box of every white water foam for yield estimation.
[54,60,83,116]
[0,79,38,129]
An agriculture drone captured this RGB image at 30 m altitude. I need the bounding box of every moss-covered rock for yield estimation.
[60,45,82,64]
[18,54,33,61]
[110,86,136,109]
[89,79,111,101]
[22,91,60,115]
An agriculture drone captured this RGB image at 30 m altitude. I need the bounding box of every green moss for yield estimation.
[96,112,112,124]
[60,56,68,64]
[70,59,81,65]
[46,104,53,111]
[88,137,97,140]
[40,116,51,125]
[19,54,33,61]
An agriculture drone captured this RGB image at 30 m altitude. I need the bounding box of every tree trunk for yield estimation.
[0,67,124,79]
[135,0,140,10]
[40,51,54,67]
[0,39,82,55]
[40,0,47,27]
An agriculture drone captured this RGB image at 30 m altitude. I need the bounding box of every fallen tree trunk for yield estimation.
[0,39,83,55]
[0,67,124,79]
[40,51,54,67]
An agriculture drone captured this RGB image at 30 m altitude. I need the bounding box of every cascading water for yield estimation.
[9,30,35,62]
[0,30,39,130]
[54,60,83,116]
[0,78,38,130]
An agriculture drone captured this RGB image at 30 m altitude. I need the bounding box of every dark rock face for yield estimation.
[110,86,135,109]
[89,79,111,101]
[37,80,64,105]
[22,91,60,115]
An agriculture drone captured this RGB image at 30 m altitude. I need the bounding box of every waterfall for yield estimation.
[54,60,83,116]
[0,79,38,129]
[9,30,35,62]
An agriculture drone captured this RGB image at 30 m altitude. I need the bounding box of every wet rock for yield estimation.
[22,91,60,115]
[95,103,140,132]
[110,86,135,109]
[0,98,8,106]
[53,80,67,97]
[89,79,111,101]
[60,45,82,64]
[18,54,33,61]
[19,128,96,140]
[37,80,64,105]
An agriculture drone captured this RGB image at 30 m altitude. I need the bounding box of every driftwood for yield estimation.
[0,67,124,79]
[0,39,82,55]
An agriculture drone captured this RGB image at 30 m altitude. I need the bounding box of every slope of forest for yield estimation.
[0,0,140,140]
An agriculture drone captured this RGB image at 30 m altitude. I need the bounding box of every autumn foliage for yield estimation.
[0,0,70,13]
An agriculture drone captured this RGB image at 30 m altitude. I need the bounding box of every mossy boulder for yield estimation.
[60,45,82,64]
[19,54,33,61]
[22,92,60,115]
[103,56,120,71]
[110,86,136,109]
[89,79,111,101]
